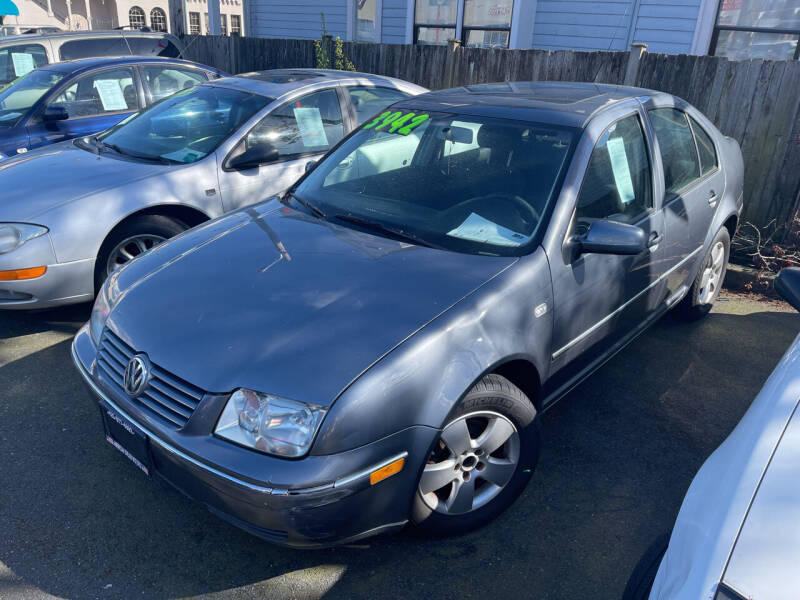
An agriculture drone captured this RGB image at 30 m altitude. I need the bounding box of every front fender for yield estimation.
[311,249,554,455]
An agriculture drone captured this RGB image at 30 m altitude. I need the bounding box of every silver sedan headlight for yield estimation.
[0,224,48,255]
[89,269,123,345]
[215,389,327,458]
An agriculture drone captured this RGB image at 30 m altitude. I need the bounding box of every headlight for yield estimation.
[89,269,123,345]
[215,389,326,458]
[0,224,48,255]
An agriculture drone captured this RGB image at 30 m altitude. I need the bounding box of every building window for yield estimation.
[231,14,241,36]
[150,8,167,32]
[188,11,200,34]
[129,6,146,29]
[711,0,800,60]
[462,0,513,48]
[355,0,377,42]
[221,13,228,35]
[414,0,458,45]
[204,12,209,33]
[414,0,513,48]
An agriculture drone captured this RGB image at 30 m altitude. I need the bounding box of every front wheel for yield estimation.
[95,215,187,290]
[676,227,730,321]
[412,374,540,536]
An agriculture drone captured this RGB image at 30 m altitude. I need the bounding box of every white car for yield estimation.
[626,267,800,600]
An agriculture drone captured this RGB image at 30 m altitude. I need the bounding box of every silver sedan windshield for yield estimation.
[296,110,577,255]
[97,85,271,164]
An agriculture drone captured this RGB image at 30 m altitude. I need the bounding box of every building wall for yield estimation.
[531,0,702,54]
[184,0,245,34]
[249,0,346,39]
[381,0,408,44]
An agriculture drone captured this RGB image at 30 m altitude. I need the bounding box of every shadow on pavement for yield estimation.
[0,308,797,599]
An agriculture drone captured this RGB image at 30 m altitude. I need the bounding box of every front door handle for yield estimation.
[648,231,661,250]
[708,190,718,206]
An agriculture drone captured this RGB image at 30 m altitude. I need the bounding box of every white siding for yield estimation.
[382,0,409,44]
[249,0,347,40]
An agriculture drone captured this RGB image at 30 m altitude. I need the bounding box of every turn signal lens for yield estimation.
[370,457,405,486]
[0,266,46,281]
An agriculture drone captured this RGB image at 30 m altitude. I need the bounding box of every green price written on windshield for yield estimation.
[363,111,430,135]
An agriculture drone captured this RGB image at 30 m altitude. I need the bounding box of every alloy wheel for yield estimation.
[419,411,520,515]
[698,240,725,304]
[106,234,166,276]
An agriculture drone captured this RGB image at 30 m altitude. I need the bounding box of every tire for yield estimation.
[622,533,669,600]
[676,227,730,321]
[95,215,187,290]
[412,373,540,536]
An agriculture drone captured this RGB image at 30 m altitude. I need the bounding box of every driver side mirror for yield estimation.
[227,143,279,171]
[574,219,646,258]
[43,105,69,122]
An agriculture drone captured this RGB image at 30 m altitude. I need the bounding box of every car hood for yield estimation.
[0,141,167,221]
[649,334,800,600]
[107,202,517,406]
[721,402,800,599]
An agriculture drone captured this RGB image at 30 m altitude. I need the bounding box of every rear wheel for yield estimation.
[412,374,540,536]
[676,227,730,320]
[95,215,187,290]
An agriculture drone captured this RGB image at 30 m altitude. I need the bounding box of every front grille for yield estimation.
[96,329,205,428]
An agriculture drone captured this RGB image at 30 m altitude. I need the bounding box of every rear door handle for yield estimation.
[708,190,718,206]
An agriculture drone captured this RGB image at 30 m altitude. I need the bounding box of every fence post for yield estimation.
[624,43,647,86]
[443,38,462,90]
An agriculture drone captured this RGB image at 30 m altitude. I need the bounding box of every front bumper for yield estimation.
[72,325,437,548]
[0,233,94,309]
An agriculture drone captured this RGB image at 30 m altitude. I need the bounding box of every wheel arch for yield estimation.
[722,213,738,240]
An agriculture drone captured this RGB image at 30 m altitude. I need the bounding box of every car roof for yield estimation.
[0,29,176,43]
[394,81,668,129]
[212,68,423,98]
[40,55,216,74]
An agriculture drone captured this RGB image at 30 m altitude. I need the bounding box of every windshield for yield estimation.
[0,69,64,128]
[96,85,271,164]
[295,110,577,256]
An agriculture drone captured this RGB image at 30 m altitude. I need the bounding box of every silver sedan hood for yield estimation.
[0,141,167,222]
[107,202,516,406]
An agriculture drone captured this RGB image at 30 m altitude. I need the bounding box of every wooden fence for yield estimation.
[180,35,800,232]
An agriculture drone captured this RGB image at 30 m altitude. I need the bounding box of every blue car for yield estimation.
[0,55,225,159]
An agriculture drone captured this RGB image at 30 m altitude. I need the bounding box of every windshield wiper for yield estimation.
[75,135,102,154]
[102,142,174,165]
[334,213,437,249]
[284,191,326,219]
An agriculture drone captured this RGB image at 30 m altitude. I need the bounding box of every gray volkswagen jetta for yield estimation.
[72,82,743,547]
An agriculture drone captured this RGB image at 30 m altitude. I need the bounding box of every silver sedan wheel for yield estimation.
[698,240,726,305]
[419,411,520,515]
[106,234,166,276]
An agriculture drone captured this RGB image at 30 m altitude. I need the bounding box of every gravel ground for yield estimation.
[1,291,797,600]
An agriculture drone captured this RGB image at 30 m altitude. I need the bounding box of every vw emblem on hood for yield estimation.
[123,354,151,398]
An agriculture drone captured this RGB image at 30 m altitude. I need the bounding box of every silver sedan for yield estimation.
[0,69,426,309]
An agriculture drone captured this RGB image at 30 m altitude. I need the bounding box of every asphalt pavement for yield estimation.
[1,292,797,600]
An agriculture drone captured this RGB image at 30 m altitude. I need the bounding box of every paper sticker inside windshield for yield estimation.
[294,107,328,147]
[447,213,526,247]
[94,79,128,111]
[11,53,35,77]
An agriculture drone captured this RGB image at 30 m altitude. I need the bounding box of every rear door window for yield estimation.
[0,43,48,86]
[649,108,702,195]
[142,65,208,102]
[47,67,139,118]
[345,85,412,125]
[689,116,718,176]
